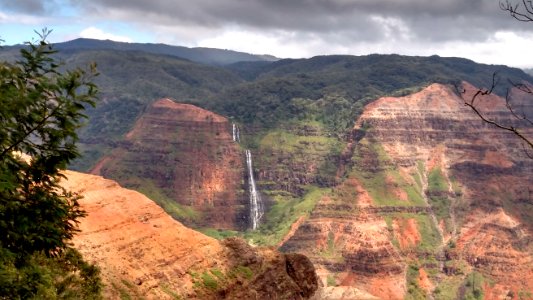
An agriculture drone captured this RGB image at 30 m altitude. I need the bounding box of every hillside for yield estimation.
[90,99,247,229]
[2,38,278,66]
[281,83,533,298]
[63,170,318,299]
[214,54,531,127]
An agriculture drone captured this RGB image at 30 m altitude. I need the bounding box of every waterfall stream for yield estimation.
[245,149,263,230]
[232,123,240,143]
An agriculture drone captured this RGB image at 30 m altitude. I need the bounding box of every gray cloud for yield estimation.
[7,0,533,66]
[13,0,530,42]
[67,0,532,43]
[0,0,47,13]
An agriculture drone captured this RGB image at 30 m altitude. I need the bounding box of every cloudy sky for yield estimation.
[2,0,533,67]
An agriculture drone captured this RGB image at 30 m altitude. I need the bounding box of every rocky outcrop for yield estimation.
[454,209,533,295]
[63,170,318,299]
[281,184,407,299]
[90,98,247,229]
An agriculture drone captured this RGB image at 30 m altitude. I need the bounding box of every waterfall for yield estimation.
[232,123,240,143]
[245,149,263,230]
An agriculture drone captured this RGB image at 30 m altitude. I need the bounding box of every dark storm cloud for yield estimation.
[0,0,46,13]
[15,0,533,43]
[71,0,531,42]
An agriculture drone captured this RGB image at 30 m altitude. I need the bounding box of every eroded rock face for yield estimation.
[64,171,318,299]
[281,83,533,298]
[454,209,533,295]
[281,186,407,299]
[91,98,247,229]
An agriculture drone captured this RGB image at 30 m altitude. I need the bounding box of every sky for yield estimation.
[1,0,533,68]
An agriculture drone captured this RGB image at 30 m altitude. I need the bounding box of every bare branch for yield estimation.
[500,0,533,21]
[521,142,533,159]
[461,77,533,154]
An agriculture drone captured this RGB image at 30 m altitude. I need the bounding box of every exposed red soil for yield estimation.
[417,268,433,293]
[393,218,421,250]
[63,170,319,299]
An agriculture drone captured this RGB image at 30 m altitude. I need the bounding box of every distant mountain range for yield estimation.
[4,38,279,66]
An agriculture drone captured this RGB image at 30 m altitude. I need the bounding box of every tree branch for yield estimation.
[461,76,533,155]
[0,101,64,160]
[500,0,533,21]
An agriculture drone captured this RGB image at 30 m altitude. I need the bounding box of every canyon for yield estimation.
[85,82,533,299]
[3,38,533,300]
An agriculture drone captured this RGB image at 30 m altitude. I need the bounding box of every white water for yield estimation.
[245,149,263,230]
[232,123,240,143]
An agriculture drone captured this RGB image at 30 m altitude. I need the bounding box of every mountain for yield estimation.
[3,38,278,66]
[213,54,531,127]
[281,83,533,298]
[63,170,318,299]
[78,81,533,298]
[90,99,247,230]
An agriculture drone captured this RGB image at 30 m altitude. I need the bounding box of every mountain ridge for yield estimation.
[63,169,319,299]
[54,38,279,65]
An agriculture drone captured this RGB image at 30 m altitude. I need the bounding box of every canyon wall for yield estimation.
[282,83,533,299]
[64,170,318,299]
[83,85,533,298]
[91,99,248,229]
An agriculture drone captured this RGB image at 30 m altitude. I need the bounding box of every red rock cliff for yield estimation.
[64,170,318,299]
[282,83,533,298]
[91,98,247,229]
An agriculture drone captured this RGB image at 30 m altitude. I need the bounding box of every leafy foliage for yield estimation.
[0,31,101,298]
[213,54,532,129]
[0,247,102,299]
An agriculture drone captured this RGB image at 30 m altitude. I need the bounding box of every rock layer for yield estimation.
[64,170,318,299]
[282,83,533,298]
[91,98,247,229]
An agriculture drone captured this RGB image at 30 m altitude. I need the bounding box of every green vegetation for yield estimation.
[427,167,452,231]
[352,138,425,206]
[111,282,132,300]
[383,213,441,252]
[244,186,327,246]
[518,290,533,299]
[199,228,240,240]
[428,168,448,192]
[231,265,253,280]
[136,179,201,224]
[0,31,102,298]
[405,265,427,300]
[256,122,345,192]
[433,276,463,300]
[318,231,341,259]
[188,266,254,294]
[463,271,490,300]
[43,39,529,174]
[161,284,182,300]
[200,272,218,290]
[326,274,337,287]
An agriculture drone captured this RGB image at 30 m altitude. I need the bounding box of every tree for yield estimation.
[0,30,102,298]
[461,1,533,157]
